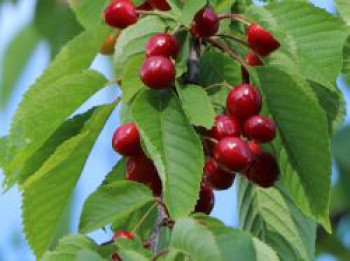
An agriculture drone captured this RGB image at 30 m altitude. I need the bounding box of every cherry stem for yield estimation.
[135,10,177,21]
[151,248,171,261]
[132,202,158,234]
[216,34,249,47]
[203,136,218,144]
[206,38,249,70]
[205,83,232,91]
[218,13,251,25]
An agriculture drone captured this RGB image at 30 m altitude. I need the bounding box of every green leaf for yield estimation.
[41,234,98,261]
[5,68,108,187]
[238,178,316,261]
[0,136,7,168]
[343,35,350,86]
[131,90,204,219]
[256,66,331,229]
[79,181,154,234]
[103,158,126,185]
[179,0,206,26]
[22,104,116,258]
[34,0,83,56]
[121,54,146,102]
[176,84,215,128]
[114,16,166,75]
[335,0,350,25]
[0,24,40,108]
[170,218,221,260]
[199,51,241,87]
[76,250,106,261]
[118,249,149,261]
[68,0,110,31]
[248,2,348,87]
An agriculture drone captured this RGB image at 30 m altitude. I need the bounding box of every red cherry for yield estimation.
[244,152,279,188]
[195,183,215,215]
[207,114,241,141]
[104,0,138,29]
[148,0,171,11]
[140,56,175,89]
[126,152,162,196]
[247,141,263,155]
[112,230,135,240]
[112,122,141,156]
[204,158,235,190]
[246,23,280,56]
[137,1,153,10]
[214,137,253,172]
[190,8,219,38]
[244,115,276,143]
[246,51,263,66]
[226,84,262,120]
[146,33,180,58]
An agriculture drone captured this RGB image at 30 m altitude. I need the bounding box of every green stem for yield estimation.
[136,10,178,21]
[218,13,251,25]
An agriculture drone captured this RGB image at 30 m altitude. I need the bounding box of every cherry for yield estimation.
[126,152,162,196]
[146,33,180,58]
[112,122,141,156]
[226,84,262,120]
[207,114,241,141]
[204,158,235,190]
[195,182,215,215]
[214,137,253,172]
[140,56,175,89]
[247,141,262,155]
[104,0,138,29]
[100,33,119,55]
[190,8,219,38]
[244,152,279,188]
[148,0,171,11]
[243,115,276,143]
[137,1,153,11]
[246,23,280,56]
[112,230,135,240]
[246,51,263,66]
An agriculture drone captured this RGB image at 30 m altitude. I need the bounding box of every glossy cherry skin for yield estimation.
[126,152,162,196]
[247,141,263,156]
[112,230,135,240]
[204,158,235,190]
[137,1,153,10]
[140,56,175,89]
[146,33,180,58]
[214,137,253,172]
[246,23,280,56]
[246,51,263,66]
[112,122,141,156]
[207,114,241,141]
[148,0,171,11]
[244,115,276,143]
[226,84,262,120]
[195,183,215,215]
[244,152,279,188]
[190,8,219,38]
[104,0,138,29]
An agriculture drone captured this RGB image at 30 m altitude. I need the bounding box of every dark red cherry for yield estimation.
[190,8,219,38]
[146,33,180,58]
[137,1,153,10]
[226,84,262,120]
[207,114,241,141]
[214,137,253,172]
[195,183,215,215]
[148,0,171,11]
[112,122,141,156]
[126,152,162,196]
[247,141,262,155]
[140,56,175,89]
[204,158,235,190]
[112,230,135,240]
[244,152,279,188]
[246,23,280,56]
[246,51,263,66]
[244,115,276,143]
[104,0,138,29]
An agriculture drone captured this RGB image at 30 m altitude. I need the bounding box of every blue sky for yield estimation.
[0,0,347,260]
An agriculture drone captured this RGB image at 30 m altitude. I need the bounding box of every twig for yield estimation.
[154,197,171,218]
